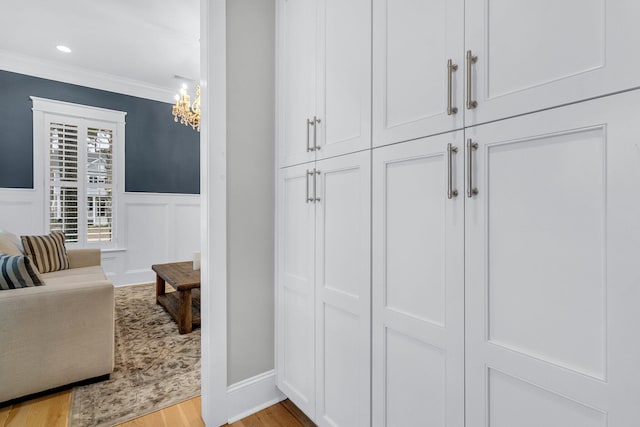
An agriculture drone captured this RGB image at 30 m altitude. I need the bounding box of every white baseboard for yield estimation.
[226,370,286,424]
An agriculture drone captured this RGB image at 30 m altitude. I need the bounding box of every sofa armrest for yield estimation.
[0,280,114,402]
[67,248,101,268]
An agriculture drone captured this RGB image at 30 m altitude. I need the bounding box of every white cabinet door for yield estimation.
[314,151,371,427]
[465,90,640,426]
[276,164,317,418]
[465,0,640,126]
[372,132,465,427]
[373,0,464,148]
[278,0,317,167]
[315,0,371,159]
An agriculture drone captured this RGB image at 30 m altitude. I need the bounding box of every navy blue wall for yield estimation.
[0,70,200,194]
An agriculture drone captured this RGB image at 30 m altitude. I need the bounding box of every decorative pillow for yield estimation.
[0,229,24,256]
[21,231,70,273]
[0,254,44,290]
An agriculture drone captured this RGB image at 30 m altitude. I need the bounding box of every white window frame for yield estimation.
[31,97,126,249]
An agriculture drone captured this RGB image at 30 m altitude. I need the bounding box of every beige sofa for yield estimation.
[0,230,114,403]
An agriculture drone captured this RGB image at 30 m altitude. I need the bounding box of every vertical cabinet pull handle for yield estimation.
[447,59,458,115]
[466,50,478,110]
[313,116,321,151]
[306,170,314,203]
[466,139,478,198]
[447,143,459,199]
[307,119,313,152]
[314,170,321,202]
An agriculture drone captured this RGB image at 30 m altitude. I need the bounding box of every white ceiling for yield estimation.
[0,0,199,100]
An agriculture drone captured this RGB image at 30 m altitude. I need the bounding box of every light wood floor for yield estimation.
[0,390,310,427]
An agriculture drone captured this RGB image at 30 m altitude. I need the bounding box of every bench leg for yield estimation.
[178,289,193,334]
[156,275,166,303]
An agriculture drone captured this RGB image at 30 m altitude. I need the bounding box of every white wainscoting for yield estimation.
[0,188,200,286]
[226,370,286,424]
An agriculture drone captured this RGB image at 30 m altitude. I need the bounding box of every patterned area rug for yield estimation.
[69,283,201,427]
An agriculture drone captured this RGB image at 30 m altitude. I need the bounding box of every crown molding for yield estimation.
[0,49,176,103]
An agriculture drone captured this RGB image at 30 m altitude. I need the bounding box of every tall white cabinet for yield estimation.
[276,152,371,426]
[465,92,640,426]
[276,0,640,425]
[372,132,465,426]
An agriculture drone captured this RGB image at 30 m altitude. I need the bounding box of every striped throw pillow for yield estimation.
[0,254,45,290]
[21,232,70,273]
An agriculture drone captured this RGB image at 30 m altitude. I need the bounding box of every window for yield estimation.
[33,98,125,248]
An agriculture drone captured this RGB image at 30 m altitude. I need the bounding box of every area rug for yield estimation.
[68,283,201,427]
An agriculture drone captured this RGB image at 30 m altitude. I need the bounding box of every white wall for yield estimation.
[226,0,276,385]
[0,187,200,285]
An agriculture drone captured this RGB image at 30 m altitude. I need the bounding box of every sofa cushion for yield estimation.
[41,265,107,286]
[0,229,24,256]
[21,231,70,273]
[0,254,45,290]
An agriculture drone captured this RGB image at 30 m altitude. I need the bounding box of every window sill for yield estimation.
[100,248,127,253]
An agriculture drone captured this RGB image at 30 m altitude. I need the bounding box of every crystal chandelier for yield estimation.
[172,83,201,132]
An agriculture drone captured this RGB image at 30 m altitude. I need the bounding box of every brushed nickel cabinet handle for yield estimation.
[306,119,313,152]
[447,59,458,115]
[447,143,459,199]
[306,170,314,203]
[313,116,321,151]
[466,139,478,198]
[466,50,478,110]
[314,169,321,202]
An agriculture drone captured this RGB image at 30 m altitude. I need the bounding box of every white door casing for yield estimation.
[372,132,465,426]
[465,90,640,426]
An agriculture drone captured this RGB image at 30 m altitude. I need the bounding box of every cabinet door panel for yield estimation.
[373,0,464,147]
[465,0,640,125]
[278,0,317,167]
[276,164,316,418]
[372,133,465,427]
[316,0,371,159]
[465,91,640,426]
[315,152,370,427]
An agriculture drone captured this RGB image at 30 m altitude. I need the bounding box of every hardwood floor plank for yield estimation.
[178,397,205,426]
[116,397,204,427]
[3,390,70,427]
[279,399,315,427]
[0,404,12,426]
[3,391,307,427]
[229,402,306,427]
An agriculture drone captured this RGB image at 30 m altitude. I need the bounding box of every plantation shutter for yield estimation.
[48,118,116,246]
[49,122,80,242]
[86,127,113,243]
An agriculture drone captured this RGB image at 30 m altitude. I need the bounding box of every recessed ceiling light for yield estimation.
[56,45,72,53]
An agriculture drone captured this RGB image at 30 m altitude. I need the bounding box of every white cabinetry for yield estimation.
[276,163,316,417]
[374,0,640,146]
[371,91,640,426]
[372,132,465,427]
[314,152,371,427]
[276,151,371,426]
[277,2,640,425]
[465,0,640,126]
[278,0,371,167]
[465,91,640,426]
[373,0,464,147]
[278,0,317,167]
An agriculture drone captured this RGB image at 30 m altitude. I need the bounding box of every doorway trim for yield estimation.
[200,0,228,425]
